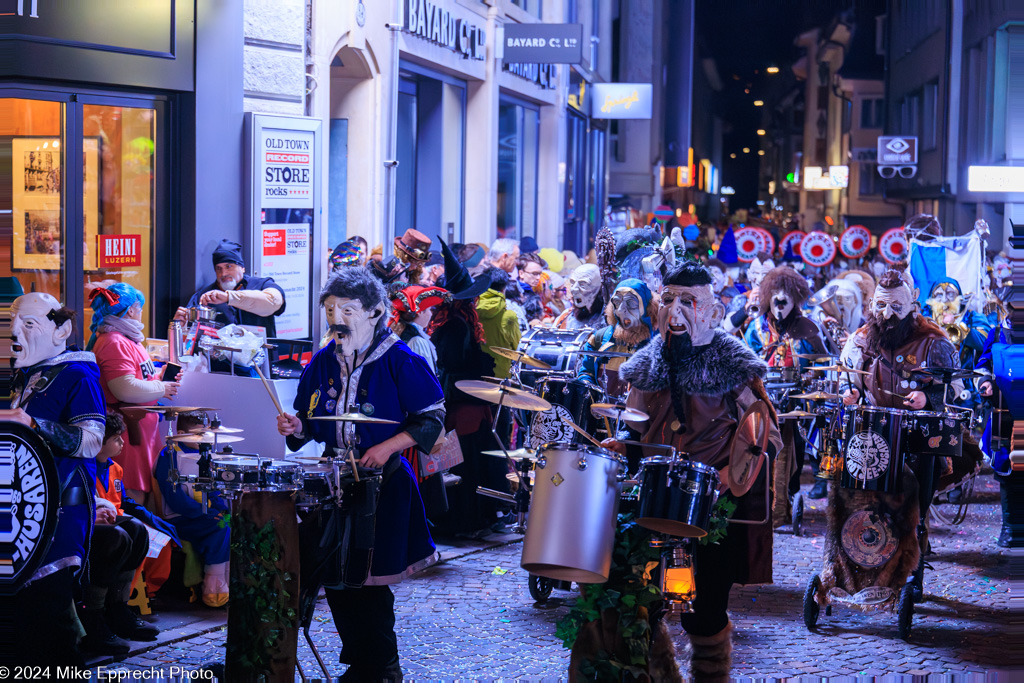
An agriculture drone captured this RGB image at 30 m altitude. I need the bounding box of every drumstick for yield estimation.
[560,415,604,449]
[252,363,286,416]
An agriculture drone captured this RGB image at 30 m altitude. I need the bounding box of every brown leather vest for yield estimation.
[861,326,946,408]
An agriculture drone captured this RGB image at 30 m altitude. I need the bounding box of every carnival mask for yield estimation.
[927,283,962,324]
[10,293,72,368]
[658,285,723,347]
[709,266,728,294]
[769,290,794,320]
[834,289,861,330]
[611,287,643,330]
[324,295,384,358]
[567,264,601,310]
[871,284,914,321]
[747,258,775,288]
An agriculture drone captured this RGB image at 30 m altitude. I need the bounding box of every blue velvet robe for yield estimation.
[291,331,444,584]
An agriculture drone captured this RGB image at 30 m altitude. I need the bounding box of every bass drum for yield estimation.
[841,406,907,494]
[516,327,591,385]
[521,443,623,583]
[528,376,604,449]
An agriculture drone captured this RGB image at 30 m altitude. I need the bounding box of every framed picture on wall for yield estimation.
[12,137,61,270]
[11,136,101,271]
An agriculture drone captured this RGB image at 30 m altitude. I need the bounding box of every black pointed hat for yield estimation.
[438,236,492,300]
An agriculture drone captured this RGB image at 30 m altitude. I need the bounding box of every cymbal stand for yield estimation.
[476,384,530,534]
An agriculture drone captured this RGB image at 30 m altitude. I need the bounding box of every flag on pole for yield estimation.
[908,232,985,312]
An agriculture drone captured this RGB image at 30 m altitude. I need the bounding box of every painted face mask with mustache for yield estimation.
[658,284,725,352]
[324,295,385,358]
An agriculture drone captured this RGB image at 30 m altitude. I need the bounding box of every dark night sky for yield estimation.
[694,0,888,212]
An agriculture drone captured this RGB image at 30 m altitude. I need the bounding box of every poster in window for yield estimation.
[11,137,101,271]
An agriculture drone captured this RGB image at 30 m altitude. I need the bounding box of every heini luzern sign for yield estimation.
[98,235,142,268]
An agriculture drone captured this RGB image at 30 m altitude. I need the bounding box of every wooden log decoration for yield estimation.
[226,491,301,681]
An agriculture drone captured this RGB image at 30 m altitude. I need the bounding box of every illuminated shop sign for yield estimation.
[590,83,653,119]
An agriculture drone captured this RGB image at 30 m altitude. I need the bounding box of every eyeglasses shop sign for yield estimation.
[404,0,485,60]
[591,83,653,120]
[261,129,315,209]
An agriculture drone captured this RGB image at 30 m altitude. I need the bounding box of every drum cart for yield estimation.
[803,572,915,640]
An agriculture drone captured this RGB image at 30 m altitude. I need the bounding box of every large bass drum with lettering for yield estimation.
[515,327,591,385]
[0,422,59,594]
[841,406,907,494]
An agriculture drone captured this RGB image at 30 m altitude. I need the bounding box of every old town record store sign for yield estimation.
[0,0,194,89]
[404,0,486,60]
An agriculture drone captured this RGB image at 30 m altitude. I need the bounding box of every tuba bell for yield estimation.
[808,284,847,353]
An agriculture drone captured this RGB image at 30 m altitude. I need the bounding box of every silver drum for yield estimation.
[521,442,623,584]
[263,461,303,491]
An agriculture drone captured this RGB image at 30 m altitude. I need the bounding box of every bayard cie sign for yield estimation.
[404,0,485,61]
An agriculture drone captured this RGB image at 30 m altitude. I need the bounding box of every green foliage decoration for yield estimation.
[227,512,298,678]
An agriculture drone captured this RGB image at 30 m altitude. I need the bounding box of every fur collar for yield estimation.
[620,330,766,396]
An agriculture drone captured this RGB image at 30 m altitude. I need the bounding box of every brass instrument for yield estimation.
[808,285,847,354]
[943,321,969,347]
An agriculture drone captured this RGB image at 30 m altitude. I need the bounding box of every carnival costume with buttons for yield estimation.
[287,267,444,679]
[619,261,782,681]
[4,293,106,665]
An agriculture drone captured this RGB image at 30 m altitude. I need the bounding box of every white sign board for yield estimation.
[247,114,322,341]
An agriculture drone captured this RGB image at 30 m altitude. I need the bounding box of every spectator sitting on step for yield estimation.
[152,411,231,607]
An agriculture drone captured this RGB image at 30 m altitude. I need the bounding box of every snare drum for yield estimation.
[521,442,624,583]
[263,461,303,491]
[296,469,333,509]
[764,366,801,388]
[905,410,968,458]
[841,406,907,493]
[516,328,591,383]
[528,376,604,448]
[210,458,262,492]
[636,456,719,538]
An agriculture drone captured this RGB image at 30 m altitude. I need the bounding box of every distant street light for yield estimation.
[753,100,764,107]
[743,147,751,153]
[758,150,765,156]
[730,153,737,159]
[766,66,780,74]
[757,129,766,136]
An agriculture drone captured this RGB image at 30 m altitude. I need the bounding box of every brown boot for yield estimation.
[687,621,732,682]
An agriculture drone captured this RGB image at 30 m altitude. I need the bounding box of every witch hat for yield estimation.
[718,226,738,264]
[438,236,492,300]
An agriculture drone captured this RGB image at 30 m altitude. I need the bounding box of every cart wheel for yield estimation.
[529,574,553,603]
[897,584,914,640]
[792,493,805,537]
[803,574,822,630]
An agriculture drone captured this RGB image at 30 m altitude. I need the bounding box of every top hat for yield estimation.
[394,229,432,263]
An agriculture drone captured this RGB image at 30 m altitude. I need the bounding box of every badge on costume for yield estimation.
[328,387,338,399]
[907,354,917,365]
[362,403,374,416]
[308,389,321,416]
[325,399,337,413]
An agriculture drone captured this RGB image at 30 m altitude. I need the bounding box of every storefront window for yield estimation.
[511,0,543,19]
[0,98,65,301]
[497,100,539,241]
[563,111,587,253]
[395,67,466,244]
[82,105,157,336]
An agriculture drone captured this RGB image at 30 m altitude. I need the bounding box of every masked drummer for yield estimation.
[839,263,961,601]
[276,267,444,681]
[604,261,781,681]
[1,293,106,665]
[579,278,656,400]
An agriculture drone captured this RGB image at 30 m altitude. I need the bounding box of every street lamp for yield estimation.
[766,66,780,74]
[753,100,764,107]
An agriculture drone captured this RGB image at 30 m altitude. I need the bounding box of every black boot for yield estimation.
[78,607,131,655]
[808,479,828,500]
[106,601,160,642]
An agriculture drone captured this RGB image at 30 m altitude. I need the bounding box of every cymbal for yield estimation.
[489,346,552,370]
[790,391,842,401]
[480,376,527,387]
[187,425,244,434]
[308,413,400,424]
[455,380,552,412]
[577,349,633,359]
[167,433,245,445]
[482,448,538,462]
[123,406,219,415]
[777,409,817,419]
[590,402,649,423]
[808,364,870,376]
[794,353,836,361]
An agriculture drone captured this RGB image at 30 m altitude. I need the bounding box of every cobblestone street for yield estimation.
[105,475,1016,680]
